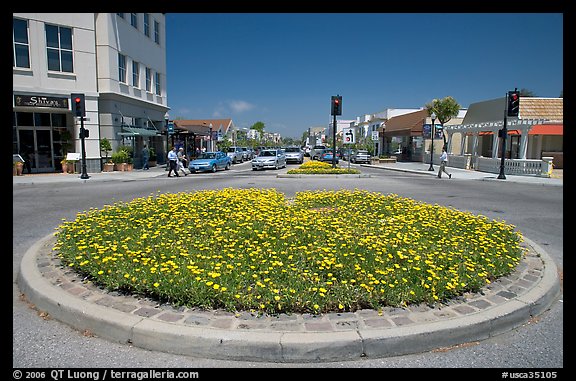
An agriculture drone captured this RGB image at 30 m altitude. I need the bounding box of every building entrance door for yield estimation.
[18,128,54,173]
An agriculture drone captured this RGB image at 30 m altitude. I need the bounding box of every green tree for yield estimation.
[250,121,265,135]
[100,138,112,162]
[519,88,536,97]
[425,96,461,149]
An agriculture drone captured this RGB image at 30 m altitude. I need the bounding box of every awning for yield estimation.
[118,127,161,136]
[174,124,211,136]
[476,125,562,136]
[529,124,563,135]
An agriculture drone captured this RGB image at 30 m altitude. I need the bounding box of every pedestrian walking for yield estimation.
[167,146,180,177]
[177,147,189,176]
[142,144,150,170]
[437,147,451,179]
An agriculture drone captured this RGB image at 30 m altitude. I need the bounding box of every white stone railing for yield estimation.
[420,154,553,177]
[475,156,553,177]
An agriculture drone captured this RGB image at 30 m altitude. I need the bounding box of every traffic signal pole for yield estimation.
[332,112,337,168]
[79,115,89,179]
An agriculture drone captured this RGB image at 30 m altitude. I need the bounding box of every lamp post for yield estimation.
[209,123,213,152]
[428,112,436,171]
[164,112,170,170]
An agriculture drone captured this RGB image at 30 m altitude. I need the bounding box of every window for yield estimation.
[154,20,160,44]
[144,13,150,37]
[132,60,140,87]
[45,24,73,72]
[145,67,151,92]
[118,53,126,83]
[130,13,138,29]
[13,18,30,68]
[155,72,161,95]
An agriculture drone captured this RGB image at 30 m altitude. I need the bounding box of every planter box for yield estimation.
[379,157,397,164]
[103,163,114,172]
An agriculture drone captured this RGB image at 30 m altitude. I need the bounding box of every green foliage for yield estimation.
[425,96,461,148]
[100,138,112,159]
[111,150,129,164]
[54,188,524,314]
[250,121,265,134]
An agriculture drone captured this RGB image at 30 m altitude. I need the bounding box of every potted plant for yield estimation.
[60,158,76,174]
[111,150,129,171]
[13,160,24,176]
[100,138,113,171]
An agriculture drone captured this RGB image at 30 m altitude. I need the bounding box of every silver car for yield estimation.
[350,149,371,164]
[283,146,304,164]
[251,149,287,170]
[226,146,244,163]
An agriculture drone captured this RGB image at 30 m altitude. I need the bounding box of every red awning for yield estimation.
[478,130,520,135]
[529,124,563,135]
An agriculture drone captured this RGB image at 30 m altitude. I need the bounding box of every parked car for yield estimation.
[226,146,244,163]
[251,149,287,170]
[283,146,304,164]
[188,151,231,173]
[319,149,339,164]
[240,147,253,161]
[350,149,371,164]
[310,145,327,160]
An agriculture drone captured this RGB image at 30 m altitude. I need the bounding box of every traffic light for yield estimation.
[71,93,86,117]
[331,95,342,116]
[507,90,520,117]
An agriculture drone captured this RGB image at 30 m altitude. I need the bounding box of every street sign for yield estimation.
[343,128,355,144]
[167,122,174,135]
[372,131,379,141]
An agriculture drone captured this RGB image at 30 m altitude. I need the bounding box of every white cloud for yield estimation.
[229,100,255,113]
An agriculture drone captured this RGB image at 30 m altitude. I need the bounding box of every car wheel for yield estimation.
[252,167,257,171]
[211,164,217,173]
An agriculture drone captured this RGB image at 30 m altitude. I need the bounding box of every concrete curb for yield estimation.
[17,233,560,363]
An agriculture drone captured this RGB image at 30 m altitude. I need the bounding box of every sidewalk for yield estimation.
[12,161,563,186]
[360,161,563,186]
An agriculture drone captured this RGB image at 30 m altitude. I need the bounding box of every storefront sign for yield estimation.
[14,94,69,109]
[422,124,444,139]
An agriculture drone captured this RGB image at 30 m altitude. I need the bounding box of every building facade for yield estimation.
[13,13,168,173]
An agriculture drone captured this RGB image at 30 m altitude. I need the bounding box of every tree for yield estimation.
[519,88,536,97]
[425,96,461,149]
[250,121,265,135]
[100,138,112,162]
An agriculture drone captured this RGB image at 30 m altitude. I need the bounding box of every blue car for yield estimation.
[319,150,339,164]
[188,151,231,173]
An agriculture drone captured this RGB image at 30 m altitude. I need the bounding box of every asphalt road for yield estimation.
[12,162,563,370]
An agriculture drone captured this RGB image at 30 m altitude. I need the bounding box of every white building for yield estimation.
[13,13,169,173]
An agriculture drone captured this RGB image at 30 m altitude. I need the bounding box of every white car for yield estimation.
[283,146,304,164]
[251,149,287,170]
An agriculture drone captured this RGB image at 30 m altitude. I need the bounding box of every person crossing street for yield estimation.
[437,147,452,179]
[167,146,180,177]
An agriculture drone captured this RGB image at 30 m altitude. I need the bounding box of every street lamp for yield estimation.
[164,112,170,170]
[428,112,436,171]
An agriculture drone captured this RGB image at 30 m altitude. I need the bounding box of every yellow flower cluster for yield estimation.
[53,188,524,314]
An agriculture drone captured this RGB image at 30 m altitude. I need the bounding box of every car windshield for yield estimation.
[227,148,236,153]
[260,151,276,157]
[285,147,300,152]
[198,153,215,159]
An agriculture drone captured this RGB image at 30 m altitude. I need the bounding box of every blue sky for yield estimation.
[165,13,563,139]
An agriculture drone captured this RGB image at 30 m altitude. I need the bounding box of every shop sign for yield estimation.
[14,94,69,109]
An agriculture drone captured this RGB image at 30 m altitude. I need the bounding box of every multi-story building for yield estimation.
[13,13,169,173]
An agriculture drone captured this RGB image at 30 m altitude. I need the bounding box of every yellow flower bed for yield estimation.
[54,188,525,314]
